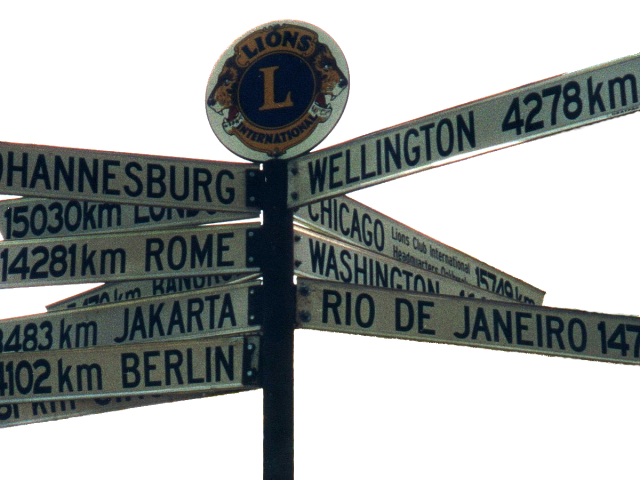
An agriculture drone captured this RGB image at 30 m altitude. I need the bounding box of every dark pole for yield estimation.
[261,159,295,480]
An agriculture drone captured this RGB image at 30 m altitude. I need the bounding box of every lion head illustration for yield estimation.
[311,43,348,108]
[207,57,240,125]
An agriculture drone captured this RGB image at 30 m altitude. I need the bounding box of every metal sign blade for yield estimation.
[294,227,529,303]
[0,223,261,288]
[0,141,261,213]
[296,278,640,366]
[0,387,259,428]
[46,273,258,311]
[0,334,261,404]
[0,280,262,352]
[288,53,640,208]
[294,195,544,304]
[0,197,256,240]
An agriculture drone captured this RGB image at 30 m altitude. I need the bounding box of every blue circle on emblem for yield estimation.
[238,52,315,129]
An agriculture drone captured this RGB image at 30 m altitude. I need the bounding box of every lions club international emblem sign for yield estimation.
[205,20,349,161]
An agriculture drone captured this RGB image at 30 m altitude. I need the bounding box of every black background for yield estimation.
[0,14,639,472]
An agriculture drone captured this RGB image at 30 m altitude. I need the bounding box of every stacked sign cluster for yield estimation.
[0,140,265,426]
[1,19,638,465]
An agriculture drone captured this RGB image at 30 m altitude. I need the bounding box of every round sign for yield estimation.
[205,20,349,162]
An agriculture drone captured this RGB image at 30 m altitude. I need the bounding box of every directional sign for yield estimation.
[295,195,544,304]
[0,222,260,288]
[0,281,262,352]
[294,227,515,303]
[287,53,640,208]
[0,334,260,404]
[0,387,258,428]
[296,278,640,366]
[0,141,261,213]
[46,273,255,311]
[0,197,255,240]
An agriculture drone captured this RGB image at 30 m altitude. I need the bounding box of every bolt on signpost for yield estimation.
[204,20,350,480]
[1,17,639,480]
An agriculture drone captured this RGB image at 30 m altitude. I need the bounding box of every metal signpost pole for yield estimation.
[261,160,295,480]
[202,21,350,480]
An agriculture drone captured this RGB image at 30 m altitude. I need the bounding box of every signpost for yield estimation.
[295,227,524,302]
[46,274,254,311]
[0,197,255,240]
[0,334,260,403]
[0,223,261,288]
[295,195,545,304]
[1,15,639,480]
[203,19,351,479]
[287,53,640,208]
[0,281,262,352]
[296,277,640,365]
[0,141,261,213]
[0,388,258,428]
